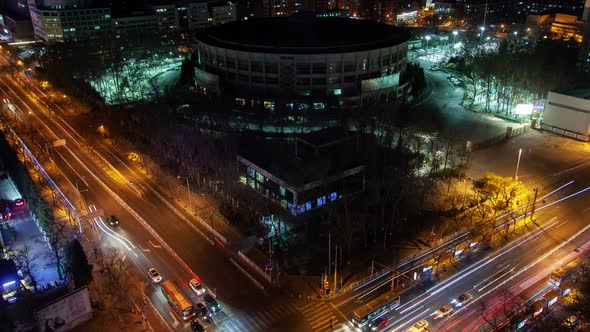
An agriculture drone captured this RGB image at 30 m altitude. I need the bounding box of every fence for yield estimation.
[471,125,528,151]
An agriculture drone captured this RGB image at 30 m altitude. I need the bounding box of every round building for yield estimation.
[195,14,412,112]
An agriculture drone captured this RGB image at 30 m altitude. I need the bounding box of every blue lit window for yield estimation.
[317,196,326,207]
[299,205,306,213]
[333,89,342,96]
[330,192,337,201]
[247,167,255,177]
[305,201,312,210]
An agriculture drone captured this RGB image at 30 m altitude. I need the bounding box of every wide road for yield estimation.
[0,66,307,332]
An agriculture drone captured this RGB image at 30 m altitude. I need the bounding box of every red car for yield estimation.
[14,198,25,207]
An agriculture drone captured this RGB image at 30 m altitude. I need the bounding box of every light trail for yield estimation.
[89,204,136,251]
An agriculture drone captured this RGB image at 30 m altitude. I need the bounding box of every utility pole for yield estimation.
[371,259,374,277]
[530,187,538,221]
[334,244,338,293]
[328,233,331,276]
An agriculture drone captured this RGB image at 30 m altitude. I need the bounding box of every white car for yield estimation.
[434,304,453,318]
[408,319,429,332]
[452,293,472,307]
[148,268,162,283]
[189,278,206,296]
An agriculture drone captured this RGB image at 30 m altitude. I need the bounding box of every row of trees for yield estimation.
[455,36,586,115]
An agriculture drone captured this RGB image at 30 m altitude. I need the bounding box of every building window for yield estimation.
[317,196,326,207]
[332,89,342,96]
[247,178,255,189]
[280,186,286,196]
[305,201,312,210]
[256,172,265,183]
[240,176,247,184]
[313,102,325,110]
[247,167,255,178]
[330,192,337,201]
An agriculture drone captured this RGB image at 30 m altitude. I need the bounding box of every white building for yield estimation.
[542,90,590,141]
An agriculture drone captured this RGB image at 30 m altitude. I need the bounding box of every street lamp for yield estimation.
[452,30,458,44]
[425,35,431,58]
[514,148,523,182]
[178,176,192,213]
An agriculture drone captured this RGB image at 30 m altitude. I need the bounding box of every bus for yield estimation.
[161,280,196,321]
[550,257,584,286]
[351,292,401,328]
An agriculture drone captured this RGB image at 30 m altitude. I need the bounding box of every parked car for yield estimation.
[407,319,429,332]
[148,268,162,283]
[452,293,472,307]
[370,316,390,331]
[189,278,206,296]
[107,215,119,226]
[203,294,221,312]
[435,304,453,318]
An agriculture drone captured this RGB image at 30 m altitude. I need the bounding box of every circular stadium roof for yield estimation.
[197,14,412,54]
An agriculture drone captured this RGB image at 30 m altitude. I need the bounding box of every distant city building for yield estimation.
[194,14,411,112]
[112,13,157,39]
[210,1,237,25]
[550,13,586,42]
[28,0,112,42]
[237,127,365,216]
[315,8,349,18]
[541,89,590,141]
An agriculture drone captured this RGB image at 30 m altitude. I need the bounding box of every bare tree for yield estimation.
[39,218,72,280]
[11,246,39,292]
[477,298,500,332]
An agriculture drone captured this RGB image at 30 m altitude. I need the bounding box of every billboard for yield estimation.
[36,287,92,332]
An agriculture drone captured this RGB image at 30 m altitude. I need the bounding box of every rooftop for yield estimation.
[239,134,363,187]
[197,14,412,54]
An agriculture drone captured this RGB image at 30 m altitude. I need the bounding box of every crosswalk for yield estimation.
[299,301,344,332]
[214,302,300,331]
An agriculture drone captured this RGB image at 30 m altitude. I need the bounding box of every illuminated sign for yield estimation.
[517,318,528,329]
[515,104,534,115]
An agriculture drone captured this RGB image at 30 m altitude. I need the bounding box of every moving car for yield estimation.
[408,319,429,332]
[107,215,119,226]
[203,294,221,312]
[370,317,389,331]
[434,304,453,318]
[148,267,162,283]
[196,303,212,323]
[451,293,472,307]
[189,278,206,296]
[190,319,205,332]
[562,315,579,328]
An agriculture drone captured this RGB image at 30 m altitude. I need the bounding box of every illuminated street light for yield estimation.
[452,30,458,44]
[514,148,523,182]
[513,31,518,36]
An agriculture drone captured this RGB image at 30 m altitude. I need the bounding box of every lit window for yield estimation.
[330,192,337,201]
[317,196,326,207]
[247,178,255,189]
[256,172,264,183]
[246,167,255,178]
[280,186,286,196]
[333,89,342,96]
[306,201,312,210]
[240,176,247,184]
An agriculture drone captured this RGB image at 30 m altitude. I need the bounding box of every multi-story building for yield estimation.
[112,13,157,39]
[152,3,177,33]
[194,14,411,112]
[211,1,237,25]
[237,127,365,216]
[188,2,210,29]
[28,0,111,42]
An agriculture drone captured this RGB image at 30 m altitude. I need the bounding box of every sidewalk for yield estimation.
[0,177,61,290]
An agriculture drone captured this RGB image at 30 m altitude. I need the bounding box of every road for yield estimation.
[0,63,308,331]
